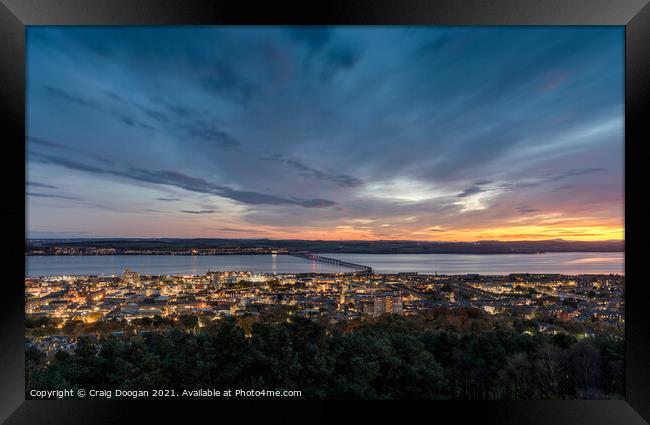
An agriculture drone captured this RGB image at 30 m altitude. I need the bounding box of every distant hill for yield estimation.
[26,238,624,254]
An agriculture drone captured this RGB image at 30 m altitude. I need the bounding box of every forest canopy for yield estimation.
[26,310,624,400]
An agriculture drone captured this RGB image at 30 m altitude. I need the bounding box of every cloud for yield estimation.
[44,86,97,109]
[154,98,192,118]
[27,192,80,200]
[156,197,181,201]
[99,89,242,152]
[124,168,338,208]
[212,227,270,233]
[287,27,333,52]
[428,226,447,232]
[43,87,157,132]
[321,47,360,80]
[180,209,217,214]
[29,151,109,174]
[497,168,605,194]
[287,28,359,81]
[546,167,604,182]
[27,181,57,189]
[29,136,115,165]
[100,88,171,127]
[457,185,486,198]
[262,154,362,188]
[299,198,337,208]
[29,151,337,209]
[182,120,240,150]
[201,66,257,104]
[27,229,95,238]
[142,108,169,124]
[516,206,542,214]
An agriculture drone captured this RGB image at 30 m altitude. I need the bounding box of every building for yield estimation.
[123,269,141,287]
[373,297,386,316]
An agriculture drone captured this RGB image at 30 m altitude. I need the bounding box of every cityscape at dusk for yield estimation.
[27,27,623,242]
[25,26,625,401]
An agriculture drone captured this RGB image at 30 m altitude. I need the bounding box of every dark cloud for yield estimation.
[287,28,359,81]
[287,27,333,52]
[143,109,168,124]
[85,203,123,212]
[499,181,540,192]
[27,192,80,201]
[100,89,240,151]
[156,197,181,202]
[124,168,337,208]
[100,88,169,127]
[30,151,337,209]
[164,103,192,118]
[546,167,604,182]
[263,154,362,188]
[299,198,338,208]
[180,209,217,214]
[199,61,256,105]
[498,168,605,194]
[115,113,136,127]
[183,120,240,150]
[44,86,98,109]
[202,226,273,234]
[138,122,157,132]
[29,151,109,174]
[27,182,125,213]
[44,87,156,132]
[27,181,57,189]
[99,89,127,103]
[457,185,486,198]
[29,136,115,165]
[145,96,200,119]
[321,47,360,80]
[473,180,492,186]
[516,206,541,214]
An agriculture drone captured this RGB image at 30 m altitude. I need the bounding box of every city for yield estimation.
[26,266,624,356]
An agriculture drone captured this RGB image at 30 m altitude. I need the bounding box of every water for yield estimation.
[25,252,624,277]
[327,252,624,275]
[25,254,348,277]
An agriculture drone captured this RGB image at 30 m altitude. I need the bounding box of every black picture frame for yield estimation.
[1,0,648,423]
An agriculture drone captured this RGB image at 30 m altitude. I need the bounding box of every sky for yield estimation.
[26,26,624,241]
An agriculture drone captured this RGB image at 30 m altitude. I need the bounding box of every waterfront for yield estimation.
[26,252,624,277]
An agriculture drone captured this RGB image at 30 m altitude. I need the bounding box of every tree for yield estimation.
[569,339,602,398]
[26,311,624,400]
[178,315,199,332]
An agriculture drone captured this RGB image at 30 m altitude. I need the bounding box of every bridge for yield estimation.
[287,252,373,274]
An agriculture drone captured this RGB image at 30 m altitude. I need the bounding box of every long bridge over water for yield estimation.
[286,252,373,274]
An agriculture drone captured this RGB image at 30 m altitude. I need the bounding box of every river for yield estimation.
[25,252,624,277]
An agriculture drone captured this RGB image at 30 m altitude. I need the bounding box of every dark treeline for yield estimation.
[26,310,624,400]
[26,238,623,254]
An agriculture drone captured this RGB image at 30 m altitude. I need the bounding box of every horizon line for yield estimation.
[25,236,625,243]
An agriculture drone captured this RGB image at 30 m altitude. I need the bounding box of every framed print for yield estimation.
[1,0,649,424]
